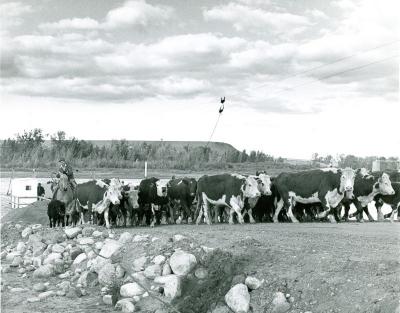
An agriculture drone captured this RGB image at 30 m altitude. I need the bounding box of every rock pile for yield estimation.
[1,225,289,313]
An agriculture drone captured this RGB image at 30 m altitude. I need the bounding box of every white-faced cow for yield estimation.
[76,178,123,228]
[374,171,400,222]
[344,170,395,222]
[195,173,261,225]
[273,168,356,223]
[242,173,273,223]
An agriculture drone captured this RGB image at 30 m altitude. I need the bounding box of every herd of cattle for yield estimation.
[47,168,400,229]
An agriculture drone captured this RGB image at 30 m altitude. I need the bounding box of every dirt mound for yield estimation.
[1,201,48,225]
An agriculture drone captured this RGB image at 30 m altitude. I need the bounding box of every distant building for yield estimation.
[372,159,400,172]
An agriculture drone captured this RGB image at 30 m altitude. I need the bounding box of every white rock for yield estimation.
[77,237,94,245]
[132,256,147,271]
[10,255,23,267]
[27,297,40,303]
[194,267,208,279]
[73,253,87,265]
[132,234,149,242]
[94,241,104,250]
[115,264,125,279]
[271,292,291,313]
[59,272,71,279]
[103,294,113,305]
[21,227,32,238]
[52,244,65,254]
[90,256,111,274]
[118,232,133,244]
[43,253,62,265]
[33,282,47,292]
[153,255,166,265]
[98,263,115,286]
[245,276,262,290]
[93,230,103,238]
[32,256,42,267]
[225,284,250,313]
[173,234,186,242]
[162,263,172,276]
[6,252,21,262]
[130,272,147,285]
[32,224,42,231]
[120,282,145,297]
[169,250,197,276]
[116,299,135,312]
[38,290,55,300]
[154,275,182,300]
[33,264,54,279]
[99,239,122,259]
[10,287,25,293]
[64,227,82,239]
[144,264,162,279]
[16,242,26,253]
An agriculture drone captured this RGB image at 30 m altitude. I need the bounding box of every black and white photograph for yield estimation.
[0,0,399,312]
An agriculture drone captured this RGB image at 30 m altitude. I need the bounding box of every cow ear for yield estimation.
[337,169,342,175]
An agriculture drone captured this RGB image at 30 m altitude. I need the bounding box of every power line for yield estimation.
[266,54,398,98]
[205,112,222,149]
[233,39,399,97]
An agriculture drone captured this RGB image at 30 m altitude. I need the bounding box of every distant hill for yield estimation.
[88,140,240,154]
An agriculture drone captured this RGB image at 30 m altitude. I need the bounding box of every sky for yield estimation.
[0,0,399,159]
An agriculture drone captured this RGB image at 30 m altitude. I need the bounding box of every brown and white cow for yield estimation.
[195,173,261,225]
[273,168,356,223]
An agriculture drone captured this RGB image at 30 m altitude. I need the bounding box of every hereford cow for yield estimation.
[375,182,400,222]
[344,170,395,222]
[76,178,123,228]
[195,174,261,225]
[273,168,356,223]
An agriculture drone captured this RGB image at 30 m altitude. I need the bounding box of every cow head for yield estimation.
[156,180,168,197]
[103,178,123,205]
[128,190,139,209]
[338,168,355,195]
[255,173,272,196]
[374,173,395,195]
[187,178,197,197]
[242,176,261,198]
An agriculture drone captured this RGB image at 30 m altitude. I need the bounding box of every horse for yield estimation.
[52,173,79,226]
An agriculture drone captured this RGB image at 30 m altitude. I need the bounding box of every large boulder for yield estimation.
[169,250,197,276]
[77,237,94,245]
[73,253,87,266]
[225,284,250,313]
[120,282,145,297]
[64,227,82,239]
[154,275,182,300]
[82,227,95,237]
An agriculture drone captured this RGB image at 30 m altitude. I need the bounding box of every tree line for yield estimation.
[0,129,280,170]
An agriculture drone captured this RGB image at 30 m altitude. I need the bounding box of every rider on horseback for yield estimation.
[56,158,77,193]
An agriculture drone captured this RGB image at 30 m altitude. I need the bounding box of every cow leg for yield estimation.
[342,203,350,221]
[375,201,384,222]
[247,207,256,224]
[287,197,299,223]
[332,205,341,223]
[104,208,110,229]
[230,197,244,224]
[391,204,399,223]
[273,199,284,223]
[363,206,375,222]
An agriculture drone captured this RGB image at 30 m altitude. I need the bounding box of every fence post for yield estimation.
[17,197,20,209]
